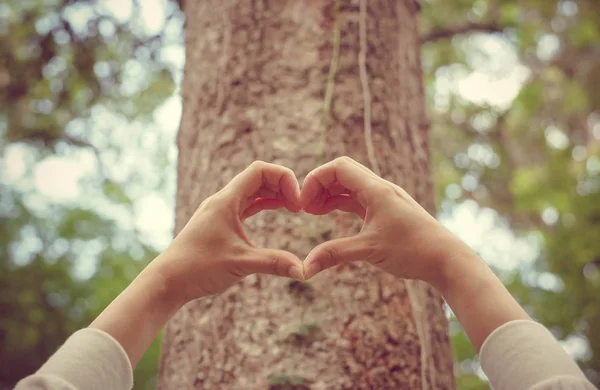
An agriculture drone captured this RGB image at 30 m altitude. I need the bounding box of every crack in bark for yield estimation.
[320,0,341,163]
[358,0,380,176]
[215,1,232,116]
[405,280,432,390]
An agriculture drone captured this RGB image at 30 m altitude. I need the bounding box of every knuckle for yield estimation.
[250,160,267,168]
[228,261,246,278]
[228,247,254,277]
[303,171,314,184]
[284,166,295,178]
[335,156,353,166]
[370,184,398,206]
[197,196,212,210]
[198,194,222,213]
[323,245,340,265]
[379,184,398,198]
[197,193,236,221]
[362,233,382,264]
[269,255,281,275]
[204,192,227,210]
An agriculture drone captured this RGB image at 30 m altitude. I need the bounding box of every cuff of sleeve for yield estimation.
[37,328,133,390]
[480,320,587,390]
[530,376,597,390]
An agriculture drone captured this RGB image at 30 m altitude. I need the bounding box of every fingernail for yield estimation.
[288,265,305,281]
[304,261,320,280]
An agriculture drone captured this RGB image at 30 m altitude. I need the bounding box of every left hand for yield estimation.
[151,161,305,306]
[299,156,467,290]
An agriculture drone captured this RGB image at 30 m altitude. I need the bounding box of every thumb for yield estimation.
[304,234,375,280]
[239,247,305,281]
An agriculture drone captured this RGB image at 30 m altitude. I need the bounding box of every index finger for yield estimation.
[226,161,301,213]
[300,156,381,210]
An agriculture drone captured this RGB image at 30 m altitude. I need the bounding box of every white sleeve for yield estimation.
[14,328,133,390]
[530,376,598,390]
[480,320,596,390]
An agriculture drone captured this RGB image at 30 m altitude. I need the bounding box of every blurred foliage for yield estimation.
[0,0,182,388]
[1,0,599,389]
[0,185,162,389]
[0,0,177,149]
[422,0,600,387]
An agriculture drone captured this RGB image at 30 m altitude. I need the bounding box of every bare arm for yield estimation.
[93,161,305,366]
[89,258,181,367]
[301,156,593,390]
[15,161,305,389]
[435,246,530,351]
[300,156,529,349]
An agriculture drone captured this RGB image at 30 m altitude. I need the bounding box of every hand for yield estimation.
[153,161,305,305]
[300,156,469,289]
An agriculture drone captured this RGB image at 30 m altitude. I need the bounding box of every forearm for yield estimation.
[90,254,184,367]
[15,254,190,389]
[432,245,595,389]
[435,246,530,352]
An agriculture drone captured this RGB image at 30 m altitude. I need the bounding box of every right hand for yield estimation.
[154,161,304,305]
[300,156,470,289]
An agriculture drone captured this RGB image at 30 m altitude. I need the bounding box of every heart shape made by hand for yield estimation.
[164,157,454,303]
[233,159,376,281]
[238,157,449,287]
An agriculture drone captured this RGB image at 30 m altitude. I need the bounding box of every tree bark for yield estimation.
[159,0,454,389]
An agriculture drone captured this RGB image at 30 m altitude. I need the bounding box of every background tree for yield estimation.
[158,0,454,388]
[1,0,598,389]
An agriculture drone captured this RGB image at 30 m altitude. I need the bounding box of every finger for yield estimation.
[304,194,366,218]
[235,247,304,281]
[327,181,348,196]
[336,158,421,211]
[258,165,301,212]
[241,198,286,220]
[303,234,375,279]
[251,188,278,200]
[344,156,382,179]
[301,157,381,211]
[228,161,301,213]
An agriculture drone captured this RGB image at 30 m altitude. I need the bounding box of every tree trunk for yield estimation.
[159,0,454,389]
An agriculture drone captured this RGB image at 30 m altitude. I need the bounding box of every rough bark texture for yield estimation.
[159,0,454,389]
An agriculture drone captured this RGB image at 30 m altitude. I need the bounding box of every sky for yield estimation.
[0,0,590,364]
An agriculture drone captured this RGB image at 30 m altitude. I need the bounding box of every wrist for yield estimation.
[143,252,189,311]
[424,236,484,295]
[90,256,184,366]
[430,242,531,351]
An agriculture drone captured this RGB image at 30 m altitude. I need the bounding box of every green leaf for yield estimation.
[103,180,131,204]
[268,375,290,385]
[290,376,305,385]
[499,4,521,27]
[564,82,589,115]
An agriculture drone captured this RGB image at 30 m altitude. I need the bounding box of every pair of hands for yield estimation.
[154,156,467,306]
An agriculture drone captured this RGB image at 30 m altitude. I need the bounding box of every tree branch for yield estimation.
[421,22,502,43]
